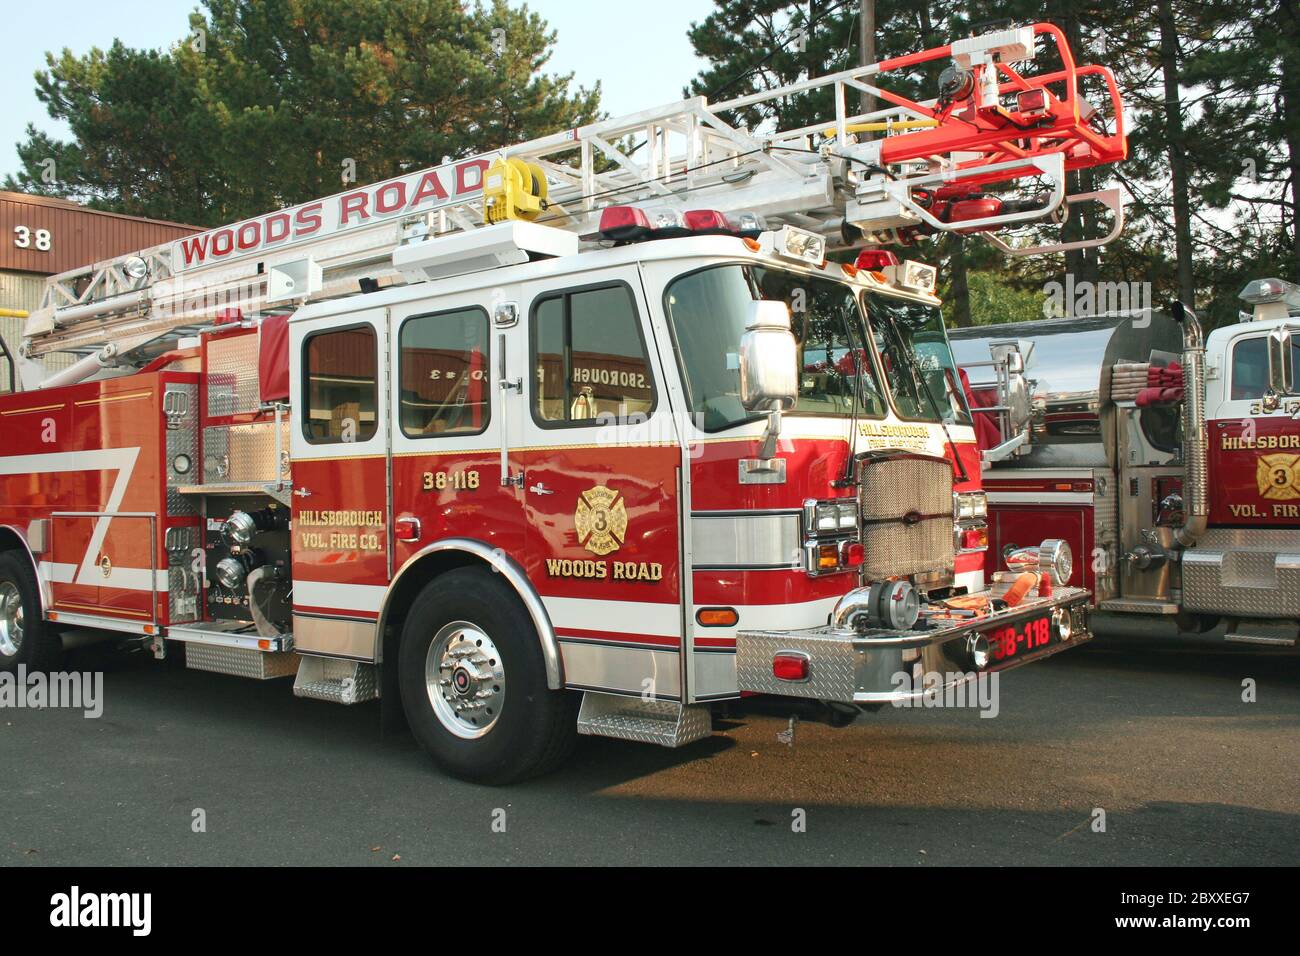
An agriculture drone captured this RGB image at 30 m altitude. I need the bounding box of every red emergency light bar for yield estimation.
[593,206,765,243]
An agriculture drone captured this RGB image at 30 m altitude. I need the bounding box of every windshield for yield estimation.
[1231,334,1300,400]
[863,292,972,426]
[664,264,889,431]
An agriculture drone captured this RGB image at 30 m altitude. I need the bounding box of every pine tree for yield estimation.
[6,0,602,226]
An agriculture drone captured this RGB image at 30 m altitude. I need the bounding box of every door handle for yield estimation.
[528,482,555,496]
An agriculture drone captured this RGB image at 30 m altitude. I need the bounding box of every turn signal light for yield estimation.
[696,607,739,627]
[773,652,810,682]
[817,543,839,570]
[961,528,989,550]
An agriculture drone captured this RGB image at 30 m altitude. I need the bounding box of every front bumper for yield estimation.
[1182,527,1300,619]
[735,585,1091,705]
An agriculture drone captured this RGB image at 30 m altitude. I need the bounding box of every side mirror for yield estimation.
[739,300,799,412]
[1267,327,1294,396]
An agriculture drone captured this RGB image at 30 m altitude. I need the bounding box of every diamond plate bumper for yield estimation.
[1182,528,1300,619]
[736,588,1090,705]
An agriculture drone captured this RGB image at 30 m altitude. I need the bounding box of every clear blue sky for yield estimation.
[4,0,714,181]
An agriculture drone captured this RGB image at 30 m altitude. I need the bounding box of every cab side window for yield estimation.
[303,325,379,443]
[532,283,655,426]
[399,307,490,437]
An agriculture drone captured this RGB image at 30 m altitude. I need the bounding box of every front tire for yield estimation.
[398,567,577,784]
[0,550,62,674]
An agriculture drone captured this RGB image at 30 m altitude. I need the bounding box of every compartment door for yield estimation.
[289,309,390,657]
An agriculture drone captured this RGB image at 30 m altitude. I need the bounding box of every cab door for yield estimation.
[289,308,390,657]
[389,290,525,574]
[513,268,687,702]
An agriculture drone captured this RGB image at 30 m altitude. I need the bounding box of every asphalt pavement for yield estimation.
[2,634,1297,866]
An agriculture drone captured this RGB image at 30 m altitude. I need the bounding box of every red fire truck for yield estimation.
[951,281,1300,648]
[0,24,1124,782]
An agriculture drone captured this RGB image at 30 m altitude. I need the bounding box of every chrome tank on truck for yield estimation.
[949,310,1186,614]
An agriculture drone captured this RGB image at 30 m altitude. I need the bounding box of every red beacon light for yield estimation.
[682,209,735,235]
[855,249,900,271]
[595,205,652,241]
[1016,87,1049,116]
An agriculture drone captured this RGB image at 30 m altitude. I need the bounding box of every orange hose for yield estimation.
[1002,572,1038,607]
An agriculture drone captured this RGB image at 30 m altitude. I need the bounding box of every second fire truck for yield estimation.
[0,23,1124,781]
[952,281,1300,649]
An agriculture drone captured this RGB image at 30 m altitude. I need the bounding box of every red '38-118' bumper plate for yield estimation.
[733,588,1091,706]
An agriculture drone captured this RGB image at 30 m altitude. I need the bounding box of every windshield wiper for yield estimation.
[886,315,971,485]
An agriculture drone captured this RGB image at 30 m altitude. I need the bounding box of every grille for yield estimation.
[857,454,955,580]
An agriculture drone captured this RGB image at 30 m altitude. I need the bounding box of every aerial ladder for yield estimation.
[18,21,1126,390]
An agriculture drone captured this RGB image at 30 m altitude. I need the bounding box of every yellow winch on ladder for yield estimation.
[482,156,549,224]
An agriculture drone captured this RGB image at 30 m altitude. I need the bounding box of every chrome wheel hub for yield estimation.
[0,581,23,659]
[425,621,505,739]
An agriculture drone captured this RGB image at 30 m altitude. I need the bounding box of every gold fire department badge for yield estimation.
[1256,453,1300,500]
[575,484,627,556]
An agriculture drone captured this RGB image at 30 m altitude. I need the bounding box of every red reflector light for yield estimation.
[597,205,651,241]
[1017,88,1048,114]
[841,541,865,567]
[961,528,989,550]
[855,249,899,271]
[683,209,733,234]
[773,653,809,682]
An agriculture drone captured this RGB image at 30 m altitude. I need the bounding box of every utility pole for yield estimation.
[859,0,876,116]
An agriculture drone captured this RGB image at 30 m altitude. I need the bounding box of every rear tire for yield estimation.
[398,567,578,784]
[0,550,62,674]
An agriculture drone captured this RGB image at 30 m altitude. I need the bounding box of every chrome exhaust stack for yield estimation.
[1171,301,1208,549]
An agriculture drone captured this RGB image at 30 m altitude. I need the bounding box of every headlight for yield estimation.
[1052,606,1074,642]
[810,499,857,533]
[953,491,987,521]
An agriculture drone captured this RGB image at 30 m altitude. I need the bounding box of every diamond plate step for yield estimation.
[1225,620,1298,647]
[293,657,380,704]
[576,693,712,747]
[185,643,299,680]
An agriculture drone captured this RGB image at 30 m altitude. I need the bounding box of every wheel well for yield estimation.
[378,548,482,668]
[0,527,41,605]
[377,546,545,739]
